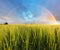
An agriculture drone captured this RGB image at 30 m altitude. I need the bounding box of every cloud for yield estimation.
[0,16,26,24]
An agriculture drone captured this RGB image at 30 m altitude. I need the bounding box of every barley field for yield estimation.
[0,24,60,50]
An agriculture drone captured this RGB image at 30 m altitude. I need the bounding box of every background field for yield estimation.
[0,24,60,50]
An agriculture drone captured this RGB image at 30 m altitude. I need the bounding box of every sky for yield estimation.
[0,0,60,24]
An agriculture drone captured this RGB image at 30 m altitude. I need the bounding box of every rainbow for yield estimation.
[39,6,57,24]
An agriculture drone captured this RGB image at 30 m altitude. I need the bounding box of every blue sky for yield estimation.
[0,0,60,24]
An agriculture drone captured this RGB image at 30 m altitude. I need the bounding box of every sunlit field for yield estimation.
[0,24,60,50]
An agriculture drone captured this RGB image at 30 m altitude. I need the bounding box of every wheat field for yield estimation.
[0,24,60,50]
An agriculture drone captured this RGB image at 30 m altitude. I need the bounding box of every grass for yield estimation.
[0,24,60,50]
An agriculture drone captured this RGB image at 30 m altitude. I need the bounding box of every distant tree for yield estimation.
[4,22,8,24]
